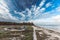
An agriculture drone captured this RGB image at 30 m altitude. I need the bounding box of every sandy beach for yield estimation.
[33,26,60,40]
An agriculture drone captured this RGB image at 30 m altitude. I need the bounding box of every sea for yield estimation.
[35,24,60,32]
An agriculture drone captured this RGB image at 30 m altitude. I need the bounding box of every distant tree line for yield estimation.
[0,22,34,25]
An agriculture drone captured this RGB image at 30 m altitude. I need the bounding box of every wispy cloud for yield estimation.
[31,6,60,24]
[46,2,52,8]
[0,0,19,22]
[0,0,60,23]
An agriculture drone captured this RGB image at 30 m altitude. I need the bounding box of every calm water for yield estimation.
[36,24,60,32]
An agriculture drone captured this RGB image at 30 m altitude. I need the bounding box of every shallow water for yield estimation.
[36,24,60,32]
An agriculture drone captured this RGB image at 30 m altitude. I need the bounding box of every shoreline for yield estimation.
[33,25,60,40]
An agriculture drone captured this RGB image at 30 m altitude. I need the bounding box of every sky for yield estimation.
[0,0,60,24]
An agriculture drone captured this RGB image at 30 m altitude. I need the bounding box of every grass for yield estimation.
[23,25,33,40]
[23,31,33,40]
[0,25,33,40]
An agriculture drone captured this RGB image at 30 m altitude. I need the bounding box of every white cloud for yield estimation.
[39,0,46,8]
[30,15,60,25]
[0,0,47,22]
[51,15,60,22]
[0,9,19,21]
[34,0,46,15]
[0,0,60,23]
[40,8,45,12]
[56,7,60,12]
[14,11,25,17]
[29,6,60,24]
[25,8,32,17]
[29,0,46,17]
[46,2,52,8]
[0,1,19,22]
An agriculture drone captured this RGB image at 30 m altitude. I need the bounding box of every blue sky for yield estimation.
[0,0,60,23]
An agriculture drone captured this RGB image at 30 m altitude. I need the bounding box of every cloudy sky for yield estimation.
[0,0,60,23]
